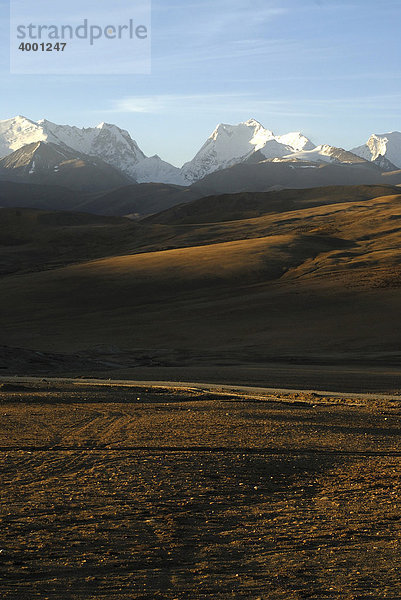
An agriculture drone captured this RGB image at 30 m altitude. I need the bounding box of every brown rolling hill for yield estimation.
[3,185,398,276]
[2,184,401,384]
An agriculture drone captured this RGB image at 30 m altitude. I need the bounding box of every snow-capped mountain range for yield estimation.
[0,116,182,185]
[0,115,400,188]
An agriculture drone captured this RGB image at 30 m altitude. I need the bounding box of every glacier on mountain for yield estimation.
[181,118,316,183]
[0,116,184,185]
[1,116,401,186]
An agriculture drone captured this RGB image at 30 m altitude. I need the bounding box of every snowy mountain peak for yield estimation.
[133,155,185,185]
[14,115,37,125]
[0,140,134,191]
[210,119,274,141]
[95,121,130,136]
[274,144,369,165]
[181,118,315,183]
[276,131,315,152]
[243,117,265,127]
[2,115,31,126]
[0,116,47,157]
[209,122,237,140]
[0,117,187,184]
[0,140,78,172]
[352,131,401,169]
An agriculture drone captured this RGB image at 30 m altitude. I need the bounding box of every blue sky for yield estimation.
[1,0,401,166]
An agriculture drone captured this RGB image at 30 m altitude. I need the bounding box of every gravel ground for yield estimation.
[0,380,400,599]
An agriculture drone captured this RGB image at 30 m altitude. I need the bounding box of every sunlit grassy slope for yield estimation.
[2,185,401,360]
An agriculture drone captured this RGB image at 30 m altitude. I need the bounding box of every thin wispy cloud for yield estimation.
[109,93,251,114]
[107,92,401,120]
[106,93,325,119]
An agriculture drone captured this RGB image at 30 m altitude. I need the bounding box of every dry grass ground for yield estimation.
[1,379,401,599]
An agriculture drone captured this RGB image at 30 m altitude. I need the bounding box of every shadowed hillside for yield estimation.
[0,142,133,192]
[0,180,200,218]
[192,159,401,196]
[2,185,401,378]
[74,183,201,217]
[0,208,133,275]
[146,184,400,224]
